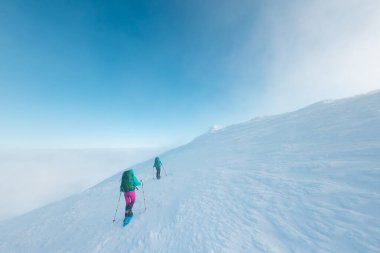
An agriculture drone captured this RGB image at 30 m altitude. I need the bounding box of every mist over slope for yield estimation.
[0,91,379,253]
[0,148,165,221]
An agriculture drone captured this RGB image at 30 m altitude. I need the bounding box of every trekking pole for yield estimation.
[141,180,147,211]
[112,192,122,223]
[152,167,155,179]
[162,165,168,176]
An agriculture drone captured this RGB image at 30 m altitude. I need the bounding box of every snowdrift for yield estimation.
[1,91,379,253]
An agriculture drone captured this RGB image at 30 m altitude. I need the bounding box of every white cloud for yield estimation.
[0,148,165,221]
[261,0,380,114]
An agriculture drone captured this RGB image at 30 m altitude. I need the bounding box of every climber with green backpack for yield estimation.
[120,169,141,226]
[153,157,163,179]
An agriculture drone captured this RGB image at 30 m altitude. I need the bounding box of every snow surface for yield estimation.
[1,91,380,253]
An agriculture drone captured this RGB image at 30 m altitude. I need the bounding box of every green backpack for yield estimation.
[120,169,141,192]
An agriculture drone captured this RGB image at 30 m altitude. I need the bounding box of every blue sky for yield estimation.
[1,0,379,148]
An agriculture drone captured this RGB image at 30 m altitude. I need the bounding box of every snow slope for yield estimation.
[1,91,380,253]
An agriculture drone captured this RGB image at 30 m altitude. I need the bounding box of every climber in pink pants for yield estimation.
[120,169,141,217]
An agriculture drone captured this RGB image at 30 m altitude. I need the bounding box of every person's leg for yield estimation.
[156,167,161,179]
[124,192,132,217]
[129,191,136,207]
[124,191,136,217]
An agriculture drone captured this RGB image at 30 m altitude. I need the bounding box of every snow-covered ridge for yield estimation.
[1,91,379,253]
[208,125,224,133]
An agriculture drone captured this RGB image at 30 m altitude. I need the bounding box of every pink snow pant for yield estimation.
[124,191,136,206]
